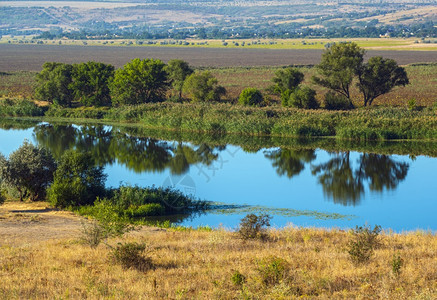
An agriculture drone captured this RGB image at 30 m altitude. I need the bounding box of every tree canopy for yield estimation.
[34,62,74,107]
[357,56,409,106]
[0,141,56,201]
[312,42,365,100]
[183,71,226,102]
[165,59,194,101]
[71,61,115,106]
[110,58,169,105]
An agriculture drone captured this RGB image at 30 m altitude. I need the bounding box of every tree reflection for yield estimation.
[33,124,219,175]
[264,149,316,178]
[312,152,409,206]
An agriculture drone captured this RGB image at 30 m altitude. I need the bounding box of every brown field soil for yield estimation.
[0,201,436,299]
[1,44,437,72]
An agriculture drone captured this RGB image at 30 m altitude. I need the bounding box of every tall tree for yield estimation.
[34,62,74,107]
[357,56,409,106]
[165,59,193,101]
[312,42,365,100]
[71,61,115,106]
[183,71,226,102]
[110,58,169,105]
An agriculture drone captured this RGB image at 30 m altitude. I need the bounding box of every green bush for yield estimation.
[324,91,353,110]
[288,87,319,109]
[391,253,403,277]
[126,203,165,218]
[48,150,106,208]
[0,98,46,117]
[238,213,271,240]
[238,88,264,106]
[110,242,153,272]
[231,270,246,286]
[347,224,381,265]
[256,256,289,286]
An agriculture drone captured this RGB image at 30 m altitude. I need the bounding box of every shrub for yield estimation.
[48,150,106,208]
[391,253,403,277]
[231,270,246,286]
[324,91,354,110]
[0,98,46,117]
[126,203,165,218]
[238,88,264,106]
[407,98,417,111]
[110,242,153,272]
[346,224,381,265]
[183,71,226,102]
[238,213,271,240]
[256,256,289,286]
[288,87,319,109]
[0,141,56,201]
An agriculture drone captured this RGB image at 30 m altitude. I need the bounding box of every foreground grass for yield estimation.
[0,219,435,298]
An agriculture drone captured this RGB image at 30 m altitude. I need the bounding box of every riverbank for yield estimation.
[21,102,437,141]
[0,201,436,299]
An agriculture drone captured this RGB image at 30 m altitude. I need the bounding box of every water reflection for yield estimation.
[33,124,219,175]
[31,124,410,207]
[311,152,408,206]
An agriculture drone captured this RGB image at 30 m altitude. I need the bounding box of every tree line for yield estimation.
[34,42,409,110]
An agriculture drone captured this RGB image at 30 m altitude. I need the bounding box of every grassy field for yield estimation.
[0,201,436,299]
[3,36,437,51]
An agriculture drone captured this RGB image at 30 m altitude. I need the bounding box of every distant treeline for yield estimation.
[35,21,437,41]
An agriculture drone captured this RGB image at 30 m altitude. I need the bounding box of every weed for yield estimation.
[238,213,272,240]
[109,242,153,272]
[346,224,381,265]
[407,98,417,111]
[391,253,403,277]
[256,256,289,286]
[80,220,106,248]
[231,270,246,286]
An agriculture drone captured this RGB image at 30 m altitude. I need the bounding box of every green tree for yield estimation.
[312,42,365,100]
[48,150,107,208]
[110,58,169,105]
[238,88,264,106]
[271,67,304,94]
[183,71,226,102]
[71,61,115,106]
[0,141,56,201]
[287,86,319,109]
[34,62,74,107]
[357,56,409,106]
[165,59,194,101]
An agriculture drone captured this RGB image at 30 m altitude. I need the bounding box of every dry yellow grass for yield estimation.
[0,201,436,299]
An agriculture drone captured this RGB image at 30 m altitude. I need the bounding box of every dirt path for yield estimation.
[0,201,82,246]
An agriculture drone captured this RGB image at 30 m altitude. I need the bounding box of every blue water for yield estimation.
[0,122,436,232]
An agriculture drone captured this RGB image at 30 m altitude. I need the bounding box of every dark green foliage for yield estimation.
[357,56,409,106]
[0,98,46,117]
[71,61,114,106]
[313,42,365,100]
[231,270,246,286]
[110,242,153,272]
[238,87,264,106]
[288,86,319,109]
[271,67,304,95]
[34,62,74,107]
[238,213,271,240]
[48,150,106,208]
[110,58,169,105]
[347,224,381,265]
[109,185,209,216]
[183,71,226,102]
[0,141,56,201]
[256,256,289,286]
[391,253,403,277]
[324,91,354,110]
[165,59,194,101]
